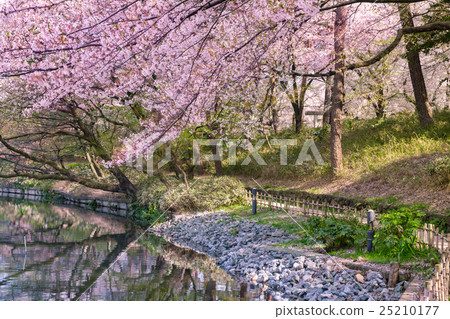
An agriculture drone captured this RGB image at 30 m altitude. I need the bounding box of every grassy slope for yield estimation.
[224,111,450,211]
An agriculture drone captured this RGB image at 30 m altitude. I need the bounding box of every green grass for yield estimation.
[223,110,450,182]
[330,248,441,265]
[226,203,440,264]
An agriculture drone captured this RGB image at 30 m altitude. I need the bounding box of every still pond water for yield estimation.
[0,201,262,301]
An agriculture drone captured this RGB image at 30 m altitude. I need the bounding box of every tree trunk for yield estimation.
[88,143,137,198]
[86,151,100,179]
[295,76,308,133]
[272,108,279,134]
[92,156,105,178]
[175,162,190,189]
[171,150,190,189]
[398,4,434,126]
[323,75,333,126]
[293,106,302,133]
[210,142,224,176]
[67,105,138,198]
[155,172,171,190]
[265,83,278,134]
[291,92,307,133]
[291,75,308,133]
[281,67,307,133]
[374,87,386,119]
[195,155,205,175]
[108,166,139,198]
[85,151,105,178]
[330,7,347,176]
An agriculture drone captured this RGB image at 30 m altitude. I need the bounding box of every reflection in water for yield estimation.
[0,201,262,301]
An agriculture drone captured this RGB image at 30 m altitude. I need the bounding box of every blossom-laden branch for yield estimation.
[0,0,444,162]
[320,0,433,12]
[292,21,450,78]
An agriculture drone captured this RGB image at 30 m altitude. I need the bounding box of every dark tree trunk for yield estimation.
[109,166,139,198]
[291,76,307,133]
[330,7,347,176]
[398,4,434,127]
[293,106,302,133]
[323,75,333,125]
[281,65,307,133]
[210,142,224,176]
[67,104,139,198]
[95,149,137,198]
[297,76,308,133]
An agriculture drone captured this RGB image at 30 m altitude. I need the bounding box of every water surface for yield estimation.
[0,200,262,301]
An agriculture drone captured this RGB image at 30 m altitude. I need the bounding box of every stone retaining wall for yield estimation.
[0,187,131,218]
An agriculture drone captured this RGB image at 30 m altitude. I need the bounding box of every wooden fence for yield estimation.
[244,188,366,222]
[423,251,449,301]
[416,224,450,301]
[416,224,450,253]
[245,188,450,301]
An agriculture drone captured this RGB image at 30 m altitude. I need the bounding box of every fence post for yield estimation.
[388,261,400,287]
[445,251,449,300]
[367,210,375,253]
[251,188,257,215]
[426,280,433,300]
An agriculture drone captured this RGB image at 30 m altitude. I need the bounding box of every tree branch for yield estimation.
[320,0,427,11]
[293,21,450,78]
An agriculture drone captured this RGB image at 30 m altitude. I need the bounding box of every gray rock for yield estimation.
[367,271,383,281]
[305,260,316,269]
[302,274,313,282]
[293,262,303,270]
[257,273,269,283]
[343,286,353,295]
[152,212,402,302]
[394,281,407,293]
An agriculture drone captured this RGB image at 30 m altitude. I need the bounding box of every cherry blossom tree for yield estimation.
[0,0,448,176]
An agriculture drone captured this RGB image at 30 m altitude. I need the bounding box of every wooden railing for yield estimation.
[245,188,450,301]
[416,224,450,301]
[423,250,449,301]
[416,224,450,253]
[244,188,366,222]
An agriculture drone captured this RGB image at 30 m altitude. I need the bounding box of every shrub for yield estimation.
[159,176,246,212]
[14,178,39,189]
[374,207,428,260]
[131,202,161,228]
[300,216,366,250]
[137,175,182,205]
[427,156,450,187]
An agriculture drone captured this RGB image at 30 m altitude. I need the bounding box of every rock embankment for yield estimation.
[152,212,406,301]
